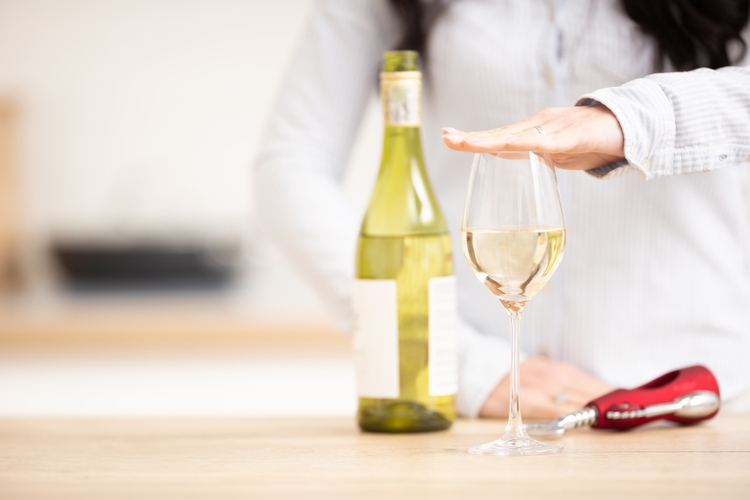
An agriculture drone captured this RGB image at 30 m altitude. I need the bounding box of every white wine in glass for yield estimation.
[461,152,566,455]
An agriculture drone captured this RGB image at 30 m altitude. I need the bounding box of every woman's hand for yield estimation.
[480,356,613,420]
[443,104,625,171]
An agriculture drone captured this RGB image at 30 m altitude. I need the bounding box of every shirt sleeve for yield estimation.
[576,65,750,180]
[253,0,398,331]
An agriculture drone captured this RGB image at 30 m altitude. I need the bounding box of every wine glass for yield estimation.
[461,152,566,456]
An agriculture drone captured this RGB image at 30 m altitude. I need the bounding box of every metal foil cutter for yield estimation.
[524,365,721,436]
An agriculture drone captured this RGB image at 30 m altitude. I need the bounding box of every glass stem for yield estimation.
[504,310,527,439]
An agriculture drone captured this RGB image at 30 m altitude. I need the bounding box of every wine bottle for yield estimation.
[353,51,457,433]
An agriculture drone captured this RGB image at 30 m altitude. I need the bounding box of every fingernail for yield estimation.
[444,133,462,142]
[442,127,459,135]
[464,136,481,144]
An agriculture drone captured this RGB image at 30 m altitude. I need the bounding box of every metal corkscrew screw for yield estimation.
[524,365,721,436]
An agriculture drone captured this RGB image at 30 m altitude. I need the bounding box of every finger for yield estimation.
[527,383,589,411]
[559,387,602,406]
[442,121,536,140]
[442,131,508,153]
[492,152,530,160]
[441,118,545,153]
[557,363,613,395]
[478,394,508,418]
[482,387,592,419]
[443,125,573,155]
[525,395,585,420]
[520,357,611,407]
[556,392,590,410]
[554,374,613,405]
[442,129,543,153]
[521,391,570,420]
[502,126,584,154]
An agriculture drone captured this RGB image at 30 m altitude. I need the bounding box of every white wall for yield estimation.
[0,0,385,417]
[0,0,382,311]
[0,0,296,239]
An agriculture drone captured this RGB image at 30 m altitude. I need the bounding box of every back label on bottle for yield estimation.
[428,276,458,396]
[352,279,400,398]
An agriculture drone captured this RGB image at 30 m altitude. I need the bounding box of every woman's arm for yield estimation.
[254,0,398,330]
[442,66,750,178]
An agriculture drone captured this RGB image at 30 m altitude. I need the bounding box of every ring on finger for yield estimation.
[553,391,569,405]
[533,125,546,135]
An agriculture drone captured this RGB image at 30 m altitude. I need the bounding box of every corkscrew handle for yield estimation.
[588,365,720,430]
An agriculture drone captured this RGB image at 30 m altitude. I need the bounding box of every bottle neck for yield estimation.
[380,126,425,170]
[361,124,445,236]
[358,63,446,237]
[379,72,424,173]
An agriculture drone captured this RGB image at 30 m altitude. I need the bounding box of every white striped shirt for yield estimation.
[254,0,750,416]
[582,66,750,179]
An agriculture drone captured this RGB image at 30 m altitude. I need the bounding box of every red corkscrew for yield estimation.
[525,365,721,436]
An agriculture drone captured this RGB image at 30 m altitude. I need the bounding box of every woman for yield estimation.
[254,0,750,418]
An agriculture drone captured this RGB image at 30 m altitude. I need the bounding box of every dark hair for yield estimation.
[388,0,750,72]
[622,0,749,70]
[387,0,451,67]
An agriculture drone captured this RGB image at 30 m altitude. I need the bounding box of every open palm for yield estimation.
[443,104,625,171]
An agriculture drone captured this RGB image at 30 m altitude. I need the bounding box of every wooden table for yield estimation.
[1,415,749,499]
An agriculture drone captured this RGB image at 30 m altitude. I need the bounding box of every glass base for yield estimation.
[468,435,562,456]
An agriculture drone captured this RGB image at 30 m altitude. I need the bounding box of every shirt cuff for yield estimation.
[455,318,520,417]
[576,77,677,180]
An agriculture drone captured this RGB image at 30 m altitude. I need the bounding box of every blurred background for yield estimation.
[0,0,383,417]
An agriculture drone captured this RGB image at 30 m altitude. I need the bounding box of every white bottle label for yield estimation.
[352,279,400,398]
[428,276,458,396]
[353,276,458,399]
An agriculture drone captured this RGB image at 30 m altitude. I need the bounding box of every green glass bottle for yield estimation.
[353,51,457,433]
